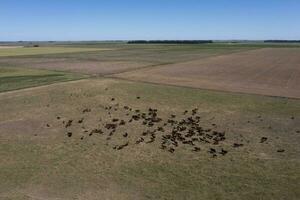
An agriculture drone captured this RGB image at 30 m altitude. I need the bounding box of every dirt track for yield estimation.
[115,48,300,99]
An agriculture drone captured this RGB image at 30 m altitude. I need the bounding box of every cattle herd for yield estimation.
[55,96,288,158]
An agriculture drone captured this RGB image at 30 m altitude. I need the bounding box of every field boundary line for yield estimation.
[0,78,88,96]
[107,47,264,76]
[107,76,300,100]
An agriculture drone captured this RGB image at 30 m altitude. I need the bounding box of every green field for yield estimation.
[0,43,299,200]
[0,67,86,92]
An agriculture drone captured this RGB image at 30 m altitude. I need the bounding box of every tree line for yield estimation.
[264,40,300,43]
[128,40,213,44]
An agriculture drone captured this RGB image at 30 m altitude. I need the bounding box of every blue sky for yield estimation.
[0,0,299,41]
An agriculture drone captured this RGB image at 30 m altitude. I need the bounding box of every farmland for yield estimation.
[115,48,300,98]
[0,43,253,75]
[0,43,300,200]
[0,67,85,92]
[0,47,111,57]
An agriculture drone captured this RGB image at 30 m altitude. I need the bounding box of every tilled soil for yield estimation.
[115,48,300,98]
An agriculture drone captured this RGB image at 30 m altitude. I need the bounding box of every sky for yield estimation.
[0,0,300,41]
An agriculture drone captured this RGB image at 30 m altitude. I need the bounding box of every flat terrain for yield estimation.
[0,47,111,57]
[0,46,24,49]
[0,44,255,75]
[115,48,300,99]
[0,43,300,200]
[0,67,85,92]
[1,78,299,200]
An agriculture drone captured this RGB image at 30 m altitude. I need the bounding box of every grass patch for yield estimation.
[0,67,86,92]
[110,80,300,116]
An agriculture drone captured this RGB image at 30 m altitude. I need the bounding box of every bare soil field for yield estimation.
[115,48,300,98]
[0,58,153,75]
[27,60,154,75]
[0,44,251,75]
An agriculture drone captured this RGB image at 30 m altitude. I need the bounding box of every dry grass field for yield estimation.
[0,43,300,200]
[0,46,24,49]
[0,47,111,57]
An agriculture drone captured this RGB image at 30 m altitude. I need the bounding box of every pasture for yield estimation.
[0,67,85,92]
[0,43,299,200]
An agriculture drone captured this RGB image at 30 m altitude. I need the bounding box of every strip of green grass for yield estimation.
[0,67,86,92]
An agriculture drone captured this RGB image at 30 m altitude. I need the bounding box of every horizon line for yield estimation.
[1,39,300,43]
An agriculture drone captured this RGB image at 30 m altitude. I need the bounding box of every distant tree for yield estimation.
[33,44,39,47]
